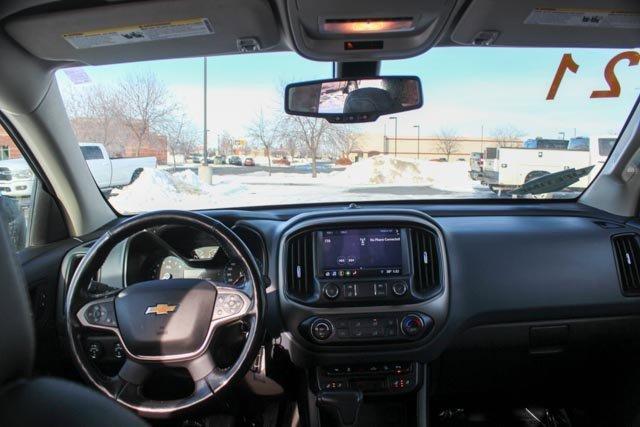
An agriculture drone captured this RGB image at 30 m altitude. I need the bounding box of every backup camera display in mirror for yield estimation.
[285,76,422,123]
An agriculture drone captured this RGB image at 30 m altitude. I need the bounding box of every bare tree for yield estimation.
[283,135,299,162]
[284,116,335,177]
[247,110,281,175]
[65,84,125,154]
[436,128,459,161]
[329,125,361,159]
[491,125,525,147]
[218,131,235,157]
[160,111,197,170]
[117,72,176,156]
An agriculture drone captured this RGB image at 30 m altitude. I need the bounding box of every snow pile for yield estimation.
[334,156,424,185]
[331,155,477,192]
[109,168,248,213]
[171,169,201,190]
[108,157,483,213]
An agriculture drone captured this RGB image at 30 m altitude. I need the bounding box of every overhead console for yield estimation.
[282,0,458,61]
[278,210,448,352]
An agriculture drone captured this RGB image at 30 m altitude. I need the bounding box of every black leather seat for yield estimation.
[0,219,147,427]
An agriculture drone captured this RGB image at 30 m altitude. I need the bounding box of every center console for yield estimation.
[282,221,444,348]
[278,211,447,426]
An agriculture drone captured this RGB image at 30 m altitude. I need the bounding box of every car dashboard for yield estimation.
[56,203,640,415]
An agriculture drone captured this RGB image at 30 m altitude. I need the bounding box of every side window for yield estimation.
[0,125,37,251]
[81,145,104,160]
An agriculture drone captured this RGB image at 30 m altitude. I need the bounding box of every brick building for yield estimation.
[0,128,22,160]
[350,133,522,162]
[0,119,168,164]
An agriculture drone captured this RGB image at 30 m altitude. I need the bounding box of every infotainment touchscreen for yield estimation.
[317,228,403,278]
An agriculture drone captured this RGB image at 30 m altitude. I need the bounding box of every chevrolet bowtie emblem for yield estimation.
[145,304,178,315]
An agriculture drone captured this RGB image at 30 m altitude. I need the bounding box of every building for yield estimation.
[0,119,168,164]
[71,117,168,164]
[0,128,22,160]
[349,133,521,162]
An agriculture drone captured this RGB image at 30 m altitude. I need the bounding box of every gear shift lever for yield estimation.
[316,390,363,426]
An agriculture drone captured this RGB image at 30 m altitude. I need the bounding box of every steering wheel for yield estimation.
[65,211,265,417]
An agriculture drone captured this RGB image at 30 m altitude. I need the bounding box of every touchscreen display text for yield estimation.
[318,228,402,278]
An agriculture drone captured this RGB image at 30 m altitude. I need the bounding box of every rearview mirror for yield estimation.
[285,76,422,123]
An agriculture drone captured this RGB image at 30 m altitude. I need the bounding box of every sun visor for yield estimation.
[285,0,457,61]
[451,0,640,47]
[4,0,283,65]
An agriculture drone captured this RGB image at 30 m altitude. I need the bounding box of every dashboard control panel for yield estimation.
[317,362,420,395]
[285,224,442,307]
[301,312,434,344]
[319,279,415,305]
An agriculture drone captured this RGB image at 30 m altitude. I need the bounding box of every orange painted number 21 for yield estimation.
[546,51,640,100]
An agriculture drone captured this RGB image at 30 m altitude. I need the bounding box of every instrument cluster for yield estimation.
[125,225,265,287]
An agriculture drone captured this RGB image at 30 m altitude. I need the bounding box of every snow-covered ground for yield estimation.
[108,155,489,213]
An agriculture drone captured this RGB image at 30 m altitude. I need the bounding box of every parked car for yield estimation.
[273,156,291,166]
[213,155,227,165]
[228,156,242,166]
[469,152,483,180]
[244,157,256,166]
[482,135,616,193]
[1,142,156,197]
[0,158,34,197]
[79,143,157,189]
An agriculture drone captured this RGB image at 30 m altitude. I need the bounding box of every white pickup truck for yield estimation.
[482,135,616,194]
[0,142,156,197]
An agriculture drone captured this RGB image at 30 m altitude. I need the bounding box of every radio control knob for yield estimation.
[401,314,425,337]
[392,281,408,296]
[324,283,340,299]
[311,319,333,341]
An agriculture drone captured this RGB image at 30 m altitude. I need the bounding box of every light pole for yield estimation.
[389,116,398,157]
[203,57,208,165]
[198,56,213,184]
[413,125,420,159]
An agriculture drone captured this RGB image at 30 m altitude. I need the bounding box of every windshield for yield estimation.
[54,47,640,213]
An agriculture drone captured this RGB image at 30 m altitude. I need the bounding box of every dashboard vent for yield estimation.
[612,234,640,295]
[286,232,315,300]
[411,228,440,294]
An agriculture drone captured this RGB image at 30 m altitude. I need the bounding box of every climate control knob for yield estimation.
[401,314,426,337]
[311,319,334,341]
[323,283,340,299]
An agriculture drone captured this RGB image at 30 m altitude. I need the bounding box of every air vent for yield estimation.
[612,234,640,295]
[411,228,440,294]
[286,232,315,300]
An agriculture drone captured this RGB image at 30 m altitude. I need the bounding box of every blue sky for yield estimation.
[57,47,639,142]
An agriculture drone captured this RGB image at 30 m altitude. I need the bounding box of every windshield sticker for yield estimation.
[63,18,214,50]
[547,51,639,100]
[525,8,640,29]
[63,68,91,85]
